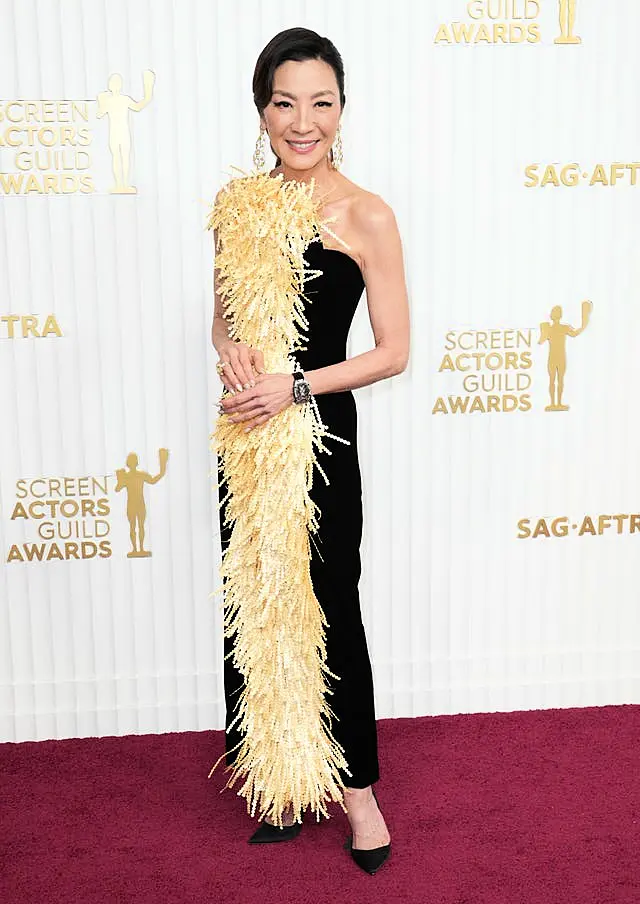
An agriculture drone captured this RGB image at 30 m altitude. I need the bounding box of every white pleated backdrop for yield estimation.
[1,0,639,743]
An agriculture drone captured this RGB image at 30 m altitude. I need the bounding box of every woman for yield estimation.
[212,27,410,875]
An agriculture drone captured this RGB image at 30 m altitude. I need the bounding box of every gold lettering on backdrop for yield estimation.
[6,475,113,562]
[115,449,169,558]
[0,101,94,194]
[538,301,592,411]
[432,329,534,414]
[96,71,155,194]
[524,163,640,188]
[0,70,155,195]
[434,0,582,45]
[5,455,169,564]
[0,314,62,338]
[517,513,640,538]
[433,306,593,414]
[554,0,581,44]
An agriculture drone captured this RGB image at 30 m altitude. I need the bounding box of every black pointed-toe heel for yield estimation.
[248,817,303,844]
[344,788,391,875]
[247,805,330,844]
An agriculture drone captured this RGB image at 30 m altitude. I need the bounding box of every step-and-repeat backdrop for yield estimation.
[2,0,639,742]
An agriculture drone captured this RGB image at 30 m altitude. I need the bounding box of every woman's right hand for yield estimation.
[217,341,266,393]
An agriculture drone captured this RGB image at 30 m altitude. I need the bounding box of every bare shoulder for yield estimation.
[343,191,400,270]
[350,189,398,236]
[343,187,403,277]
[351,189,395,224]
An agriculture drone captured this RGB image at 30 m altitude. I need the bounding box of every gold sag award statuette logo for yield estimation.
[432,300,593,415]
[115,448,169,557]
[434,0,581,45]
[554,0,580,43]
[5,448,168,564]
[96,71,155,194]
[538,301,592,410]
[0,70,155,195]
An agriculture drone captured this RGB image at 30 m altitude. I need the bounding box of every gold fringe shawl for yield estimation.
[206,170,352,826]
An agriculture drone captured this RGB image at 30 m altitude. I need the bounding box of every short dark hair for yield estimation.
[252,28,346,165]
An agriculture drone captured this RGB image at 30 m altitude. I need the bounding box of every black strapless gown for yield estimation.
[218,241,380,790]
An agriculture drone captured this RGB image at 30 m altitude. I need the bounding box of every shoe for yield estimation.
[248,817,303,844]
[247,806,326,844]
[343,787,391,875]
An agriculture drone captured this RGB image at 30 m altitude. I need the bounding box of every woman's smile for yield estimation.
[286,139,321,154]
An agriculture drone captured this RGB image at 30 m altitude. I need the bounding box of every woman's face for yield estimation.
[261,58,342,172]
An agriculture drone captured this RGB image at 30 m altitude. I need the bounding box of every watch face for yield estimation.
[294,379,311,403]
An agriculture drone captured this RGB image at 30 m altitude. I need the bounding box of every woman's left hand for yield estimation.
[219,373,294,431]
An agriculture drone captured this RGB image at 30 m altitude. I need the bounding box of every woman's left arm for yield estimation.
[221,195,410,430]
[305,194,410,395]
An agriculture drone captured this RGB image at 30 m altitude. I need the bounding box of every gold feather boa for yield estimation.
[207,170,352,826]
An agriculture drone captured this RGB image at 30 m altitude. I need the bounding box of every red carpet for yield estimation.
[2,705,639,904]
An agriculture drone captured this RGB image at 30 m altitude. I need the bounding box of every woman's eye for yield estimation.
[272,100,333,109]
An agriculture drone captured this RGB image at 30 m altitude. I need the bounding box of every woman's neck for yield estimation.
[280,159,339,201]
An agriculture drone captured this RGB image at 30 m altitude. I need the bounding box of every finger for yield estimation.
[227,346,251,390]
[243,413,271,432]
[223,351,245,393]
[222,386,261,412]
[221,373,240,396]
[250,347,266,375]
[225,389,264,415]
[235,346,256,389]
[217,358,240,395]
[219,390,242,414]
[229,401,267,423]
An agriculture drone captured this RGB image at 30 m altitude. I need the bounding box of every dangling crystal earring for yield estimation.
[331,122,343,171]
[253,126,267,171]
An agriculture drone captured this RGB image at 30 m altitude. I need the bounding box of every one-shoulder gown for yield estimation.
[218,241,380,791]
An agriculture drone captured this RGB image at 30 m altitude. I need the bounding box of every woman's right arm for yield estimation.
[212,225,265,392]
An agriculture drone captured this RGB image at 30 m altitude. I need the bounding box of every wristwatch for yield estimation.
[292,369,311,404]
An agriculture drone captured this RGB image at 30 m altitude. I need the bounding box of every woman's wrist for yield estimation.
[215,335,237,353]
[301,369,325,396]
[212,314,236,353]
